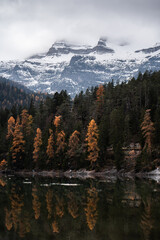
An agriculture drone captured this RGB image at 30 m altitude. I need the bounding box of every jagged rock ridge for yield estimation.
[0,38,160,97]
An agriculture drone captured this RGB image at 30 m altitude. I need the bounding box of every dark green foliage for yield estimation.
[0,76,48,109]
[113,142,124,171]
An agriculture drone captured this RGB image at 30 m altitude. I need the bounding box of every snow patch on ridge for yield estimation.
[0,38,160,97]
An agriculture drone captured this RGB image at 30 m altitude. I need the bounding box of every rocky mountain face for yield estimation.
[47,37,114,56]
[0,38,160,97]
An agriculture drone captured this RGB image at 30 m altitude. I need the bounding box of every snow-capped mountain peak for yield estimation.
[135,43,160,54]
[0,38,160,97]
[47,38,114,57]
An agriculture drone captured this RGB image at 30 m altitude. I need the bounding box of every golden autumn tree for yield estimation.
[56,130,66,155]
[96,84,104,105]
[46,129,54,163]
[10,116,25,166]
[141,109,155,154]
[21,109,33,137]
[33,128,42,167]
[54,115,61,134]
[85,119,99,166]
[0,159,7,170]
[67,130,80,158]
[21,112,34,169]
[96,85,105,120]
[21,109,29,130]
[84,187,99,231]
[26,115,33,136]
[6,116,15,139]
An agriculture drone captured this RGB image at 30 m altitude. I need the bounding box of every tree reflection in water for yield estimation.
[32,185,41,220]
[67,192,79,219]
[46,189,53,219]
[140,198,153,240]
[84,187,99,230]
[0,177,160,240]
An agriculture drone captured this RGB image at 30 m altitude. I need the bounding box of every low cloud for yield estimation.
[0,0,160,60]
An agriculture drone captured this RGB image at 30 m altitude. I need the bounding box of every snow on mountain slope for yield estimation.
[0,38,160,97]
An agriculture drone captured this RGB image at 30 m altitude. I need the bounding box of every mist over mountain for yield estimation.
[0,38,160,97]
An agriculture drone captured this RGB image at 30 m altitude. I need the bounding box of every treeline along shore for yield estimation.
[0,71,160,173]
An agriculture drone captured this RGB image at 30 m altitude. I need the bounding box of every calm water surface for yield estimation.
[0,175,160,240]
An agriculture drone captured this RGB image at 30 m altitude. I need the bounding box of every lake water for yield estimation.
[0,175,160,240]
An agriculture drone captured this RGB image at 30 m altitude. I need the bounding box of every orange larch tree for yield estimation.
[26,115,33,136]
[56,130,66,155]
[96,84,105,120]
[21,110,34,168]
[6,116,15,139]
[96,84,104,104]
[67,130,80,158]
[46,129,54,164]
[85,119,100,166]
[21,109,33,137]
[0,159,7,170]
[33,128,42,167]
[54,115,61,134]
[141,109,155,154]
[10,117,25,166]
[21,109,29,130]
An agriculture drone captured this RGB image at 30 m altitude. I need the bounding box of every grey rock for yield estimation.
[0,38,160,97]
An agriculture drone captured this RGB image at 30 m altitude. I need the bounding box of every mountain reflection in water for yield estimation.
[0,176,159,240]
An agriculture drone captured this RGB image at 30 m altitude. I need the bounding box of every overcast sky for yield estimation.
[0,0,160,60]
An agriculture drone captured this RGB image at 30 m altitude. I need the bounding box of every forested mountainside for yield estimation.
[0,70,160,172]
[0,77,48,109]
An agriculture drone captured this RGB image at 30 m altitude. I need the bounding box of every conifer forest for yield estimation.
[0,71,160,173]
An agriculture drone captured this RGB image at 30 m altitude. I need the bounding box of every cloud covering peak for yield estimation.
[0,0,160,60]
